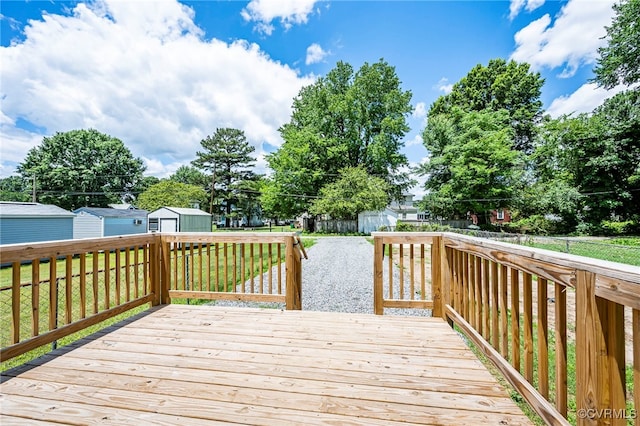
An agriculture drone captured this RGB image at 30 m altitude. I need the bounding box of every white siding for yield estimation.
[73,212,103,239]
[358,209,397,234]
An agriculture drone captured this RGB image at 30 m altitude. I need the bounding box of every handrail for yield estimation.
[373,231,640,426]
[1,232,304,364]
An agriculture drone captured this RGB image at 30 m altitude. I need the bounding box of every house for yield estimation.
[73,207,148,239]
[388,193,420,221]
[358,208,398,234]
[0,202,75,245]
[469,209,512,226]
[147,207,212,233]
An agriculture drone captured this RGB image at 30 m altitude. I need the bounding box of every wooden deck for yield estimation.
[1,305,532,425]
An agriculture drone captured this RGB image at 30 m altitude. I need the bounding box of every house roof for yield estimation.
[157,207,211,217]
[0,202,75,218]
[74,207,148,218]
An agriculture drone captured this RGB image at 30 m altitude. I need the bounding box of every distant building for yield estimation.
[0,202,75,245]
[469,209,512,226]
[73,207,148,239]
[147,207,212,233]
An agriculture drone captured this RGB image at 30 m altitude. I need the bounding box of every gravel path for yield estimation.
[214,236,430,316]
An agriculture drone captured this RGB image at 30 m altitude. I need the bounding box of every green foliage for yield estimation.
[17,129,146,210]
[192,128,257,223]
[420,108,524,221]
[429,59,544,152]
[265,59,414,217]
[0,176,31,202]
[393,221,452,232]
[170,165,209,188]
[598,219,640,236]
[136,180,207,212]
[310,166,389,220]
[593,0,640,88]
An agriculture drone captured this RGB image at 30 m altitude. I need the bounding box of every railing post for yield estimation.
[439,234,453,326]
[150,235,161,306]
[373,235,384,315]
[431,235,442,319]
[575,270,626,426]
[285,235,302,310]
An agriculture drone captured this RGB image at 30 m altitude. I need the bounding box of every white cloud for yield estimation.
[306,43,329,65]
[434,78,453,94]
[525,0,545,12]
[511,0,615,78]
[412,102,427,119]
[546,82,627,118]
[406,134,423,147]
[509,0,546,20]
[241,0,319,34]
[0,0,315,178]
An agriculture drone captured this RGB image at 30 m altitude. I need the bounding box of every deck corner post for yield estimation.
[149,234,161,306]
[285,235,302,310]
[373,234,384,315]
[431,235,443,319]
[439,234,453,327]
[575,269,626,426]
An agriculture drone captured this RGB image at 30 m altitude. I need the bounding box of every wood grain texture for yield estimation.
[2,305,532,425]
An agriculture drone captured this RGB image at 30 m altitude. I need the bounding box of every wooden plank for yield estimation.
[431,239,442,318]
[92,251,99,314]
[500,264,509,359]
[388,242,393,299]
[125,247,131,301]
[48,257,57,331]
[446,305,569,426]
[258,243,263,293]
[115,249,122,304]
[475,256,483,336]
[491,260,499,349]
[11,262,21,344]
[606,300,627,426]
[511,268,521,372]
[31,259,40,337]
[79,253,86,319]
[382,300,434,309]
[399,243,404,298]
[233,243,238,293]
[277,243,282,294]
[555,282,568,416]
[420,244,426,301]
[65,255,73,324]
[537,278,549,399]
[523,272,533,383]
[104,251,110,310]
[409,244,415,300]
[168,291,284,303]
[374,237,384,315]
[483,258,490,340]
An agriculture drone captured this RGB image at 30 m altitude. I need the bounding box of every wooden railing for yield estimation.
[0,232,304,363]
[373,231,640,426]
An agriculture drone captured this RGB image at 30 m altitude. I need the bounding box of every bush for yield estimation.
[599,219,639,236]
[394,221,453,232]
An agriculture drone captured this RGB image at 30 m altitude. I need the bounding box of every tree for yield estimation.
[310,166,389,225]
[0,176,31,202]
[429,59,544,152]
[170,165,209,188]
[419,109,525,223]
[192,128,256,226]
[136,180,207,212]
[17,129,145,210]
[593,0,640,88]
[264,59,414,217]
[531,90,640,228]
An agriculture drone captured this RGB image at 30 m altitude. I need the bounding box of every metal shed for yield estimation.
[0,202,75,245]
[147,207,212,233]
[73,207,149,239]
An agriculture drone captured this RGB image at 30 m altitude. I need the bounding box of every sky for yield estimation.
[0,0,629,197]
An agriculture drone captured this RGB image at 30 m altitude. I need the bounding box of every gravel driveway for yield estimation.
[214,236,430,316]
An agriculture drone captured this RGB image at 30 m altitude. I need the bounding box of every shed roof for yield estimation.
[163,207,211,216]
[0,202,75,218]
[74,207,148,218]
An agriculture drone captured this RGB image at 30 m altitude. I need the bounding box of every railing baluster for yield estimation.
[483,258,490,341]
[491,261,499,349]
[79,253,86,319]
[206,244,211,292]
[278,243,282,294]
[523,272,533,383]
[555,282,568,416]
[198,244,203,292]
[134,246,140,299]
[475,256,483,335]
[32,259,40,337]
[511,268,520,372]
[49,257,57,330]
[223,243,229,292]
[241,243,246,293]
[92,252,99,314]
[409,244,415,300]
[250,243,254,293]
[268,243,273,294]
[399,244,404,299]
[462,252,469,320]
[65,255,73,325]
[469,255,476,329]
[388,243,393,299]
[500,265,508,359]
[537,278,549,398]
[115,249,121,305]
[125,247,131,302]
[259,244,263,294]
[233,243,237,293]
[11,262,21,344]
[104,251,110,310]
[633,309,639,424]
[420,244,425,300]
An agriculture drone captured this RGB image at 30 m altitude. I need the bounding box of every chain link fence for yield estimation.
[450,229,640,266]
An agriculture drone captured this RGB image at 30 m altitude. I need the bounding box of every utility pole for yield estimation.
[32,175,36,203]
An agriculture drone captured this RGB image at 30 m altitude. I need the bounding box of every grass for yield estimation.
[525,238,640,266]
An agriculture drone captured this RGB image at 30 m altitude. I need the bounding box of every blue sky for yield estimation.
[0,0,628,197]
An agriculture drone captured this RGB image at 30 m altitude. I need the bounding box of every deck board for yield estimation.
[1,305,532,425]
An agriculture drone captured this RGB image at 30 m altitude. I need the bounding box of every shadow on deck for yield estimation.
[1,305,531,425]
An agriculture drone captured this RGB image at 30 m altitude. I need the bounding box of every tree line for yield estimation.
[2,0,637,235]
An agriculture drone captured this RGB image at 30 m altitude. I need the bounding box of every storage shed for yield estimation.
[73,207,148,239]
[147,207,212,233]
[0,202,75,245]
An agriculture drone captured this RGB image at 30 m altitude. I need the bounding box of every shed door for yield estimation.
[160,218,178,232]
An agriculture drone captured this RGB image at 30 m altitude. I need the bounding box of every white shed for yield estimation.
[358,208,398,234]
[147,207,212,233]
